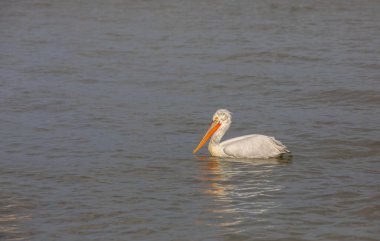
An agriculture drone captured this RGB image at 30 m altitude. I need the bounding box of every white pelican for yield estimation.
[193,109,290,159]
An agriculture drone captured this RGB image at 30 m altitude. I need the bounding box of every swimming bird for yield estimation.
[193,109,290,159]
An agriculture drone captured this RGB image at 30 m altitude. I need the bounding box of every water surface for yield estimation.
[1,1,380,240]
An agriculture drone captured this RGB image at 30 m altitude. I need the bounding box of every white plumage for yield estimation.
[193,109,290,159]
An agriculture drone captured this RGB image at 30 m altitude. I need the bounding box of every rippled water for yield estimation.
[1,1,380,240]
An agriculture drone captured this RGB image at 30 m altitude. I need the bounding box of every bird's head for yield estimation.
[212,109,232,126]
[193,109,232,154]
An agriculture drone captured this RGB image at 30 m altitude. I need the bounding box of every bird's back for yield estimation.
[221,134,289,158]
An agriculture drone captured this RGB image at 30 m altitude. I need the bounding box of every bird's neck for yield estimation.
[210,122,230,145]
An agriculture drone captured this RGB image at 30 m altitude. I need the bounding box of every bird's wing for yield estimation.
[221,134,289,158]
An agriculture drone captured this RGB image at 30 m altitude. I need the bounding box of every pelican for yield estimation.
[193,109,290,159]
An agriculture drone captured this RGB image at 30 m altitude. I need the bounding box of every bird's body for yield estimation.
[194,109,290,159]
[209,134,289,159]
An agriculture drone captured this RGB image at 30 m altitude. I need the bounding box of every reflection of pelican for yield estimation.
[197,156,290,228]
[193,109,290,159]
[197,156,228,196]
[196,156,291,199]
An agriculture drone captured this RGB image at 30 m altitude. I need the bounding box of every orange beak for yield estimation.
[193,121,221,154]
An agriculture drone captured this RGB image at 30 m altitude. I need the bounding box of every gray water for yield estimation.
[1,0,380,240]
